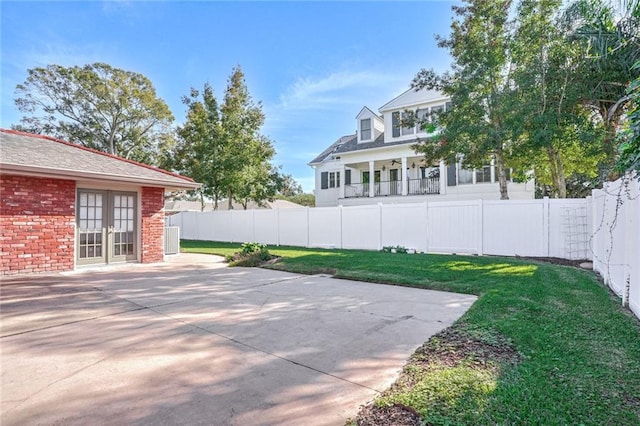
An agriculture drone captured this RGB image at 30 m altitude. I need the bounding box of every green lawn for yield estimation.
[181,240,640,425]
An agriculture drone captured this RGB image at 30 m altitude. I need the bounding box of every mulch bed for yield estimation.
[515,255,588,268]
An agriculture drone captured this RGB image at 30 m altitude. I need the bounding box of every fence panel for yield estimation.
[427,201,480,254]
[309,207,341,248]
[381,203,427,252]
[341,205,381,250]
[180,211,201,240]
[231,210,255,243]
[278,208,309,247]
[483,200,546,257]
[206,211,231,243]
[254,210,278,245]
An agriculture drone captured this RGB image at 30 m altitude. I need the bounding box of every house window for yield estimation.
[320,171,340,189]
[400,112,414,136]
[475,165,492,183]
[416,109,429,133]
[345,169,351,185]
[392,112,400,137]
[360,118,372,140]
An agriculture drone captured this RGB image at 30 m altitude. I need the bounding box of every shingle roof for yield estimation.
[0,129,199,190]
[309,132,420,164]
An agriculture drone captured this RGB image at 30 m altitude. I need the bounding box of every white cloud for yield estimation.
[278,70,405,111]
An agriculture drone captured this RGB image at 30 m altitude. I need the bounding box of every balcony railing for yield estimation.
[344,178,440,198]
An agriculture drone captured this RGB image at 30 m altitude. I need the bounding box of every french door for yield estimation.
[77,190,137,265]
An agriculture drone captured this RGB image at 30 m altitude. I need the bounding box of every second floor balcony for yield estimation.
[344,177,440,198]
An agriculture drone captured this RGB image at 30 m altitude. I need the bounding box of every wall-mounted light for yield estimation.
[412,162,416,168]
[382,165,386,171]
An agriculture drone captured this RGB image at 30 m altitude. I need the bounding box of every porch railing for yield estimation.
[344,178,439,198]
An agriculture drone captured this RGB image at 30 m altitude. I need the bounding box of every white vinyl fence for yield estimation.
[167,198,593,259]
[591,176,640,319]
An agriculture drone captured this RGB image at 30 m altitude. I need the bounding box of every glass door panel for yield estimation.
[77,191,107,264]
[110,193,136,262]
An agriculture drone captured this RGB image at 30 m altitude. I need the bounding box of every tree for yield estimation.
[509,0,604,198]
[564,0,640,158]
[14,63,174,165]
[616,63,640,176]
[232,137,283,209]
[412,0,516,199]
[218,67,278,209]
[173,84,224,210]
[278,174,304,197]
[171,67,281,209]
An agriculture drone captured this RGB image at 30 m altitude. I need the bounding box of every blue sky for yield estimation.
[1,1,456,192]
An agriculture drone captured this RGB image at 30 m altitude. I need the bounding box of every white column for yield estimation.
[369,161,375,197]
[401,157,408,196]
[339,164,346,199]
[439,160,446,195]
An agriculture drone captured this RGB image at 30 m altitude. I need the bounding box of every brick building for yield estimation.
[0,129,199,276]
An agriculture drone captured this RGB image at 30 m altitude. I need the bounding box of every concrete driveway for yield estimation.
[1,254,476,426]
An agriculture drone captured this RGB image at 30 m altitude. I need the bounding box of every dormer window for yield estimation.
[360,118,372,140]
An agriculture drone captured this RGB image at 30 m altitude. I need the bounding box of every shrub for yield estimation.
[227,242,274,267]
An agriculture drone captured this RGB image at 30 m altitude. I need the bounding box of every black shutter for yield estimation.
[447,164,457,186]
[392,112,400,137]
[321,172,328,189]
[345,169,351,185]
[337,171,340,187]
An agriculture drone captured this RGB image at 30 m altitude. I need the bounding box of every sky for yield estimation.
[1,1,456,192]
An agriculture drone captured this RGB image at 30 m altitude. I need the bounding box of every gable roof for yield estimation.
[379,87,448,112]
[0,129,199,190]
[355,106,383,122]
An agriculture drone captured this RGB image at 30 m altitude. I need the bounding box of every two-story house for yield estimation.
[309,87,534,207]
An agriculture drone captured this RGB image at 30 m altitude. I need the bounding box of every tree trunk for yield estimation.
[228,189,233,210]
[213,196,219,211]
[200,191,205,212]
[495,147,509,200]
[546,146,567,198]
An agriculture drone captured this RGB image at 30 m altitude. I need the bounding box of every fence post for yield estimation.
[477,199,484,256]
[306,207,310,248]
[424,201,429,253]
[543,196,550,257]
[252,209,256,242]
[378,203,383,251]
[622,178,638,307]
[339,205,343,249]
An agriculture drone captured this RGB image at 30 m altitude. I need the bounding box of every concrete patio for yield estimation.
[1,254,476,425]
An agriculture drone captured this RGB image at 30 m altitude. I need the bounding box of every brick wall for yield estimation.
[140,186,165,263]
[1,175,76,275]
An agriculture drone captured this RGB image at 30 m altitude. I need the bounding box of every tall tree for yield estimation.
[171,67,280,209]
[510,0,600,198]
[412,0,516,199]
[616,63,640,176]
[565,0,640,157]
[173,84,225,209]
[14,63,174,165]
[215,67,281,209]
